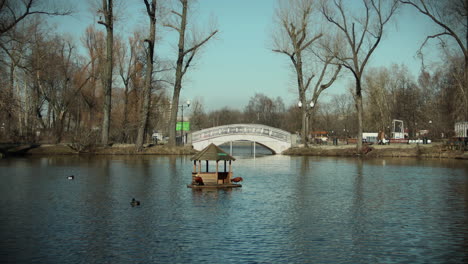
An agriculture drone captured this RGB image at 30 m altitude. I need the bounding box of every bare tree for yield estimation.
[0,0,71,36]
[244,93,286,128]
[81,25,105,130]
[164,0,218,146]
[135,0,158,150]
[331,93,356,137]
[97,0,113,145]
[321,0,398,152]
[189,99,208,130]
[364,67,392,132]
[35,36,91,142]
[400,0,468,120]
[273,0,341,146]
[116,33,141,142]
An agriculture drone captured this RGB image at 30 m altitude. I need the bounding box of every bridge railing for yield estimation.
[191,124,291,143]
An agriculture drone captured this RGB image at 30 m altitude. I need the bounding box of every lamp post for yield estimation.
[298,100,315,145]
[179,100,190,145]
[428,120,432,141]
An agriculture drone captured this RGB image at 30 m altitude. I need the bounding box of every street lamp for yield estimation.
[298,101,314,108]
[179,100,190,145]
[428,120,433,140]
[298,100,315,145]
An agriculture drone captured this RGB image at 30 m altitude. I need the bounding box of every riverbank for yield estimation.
[0,143,197,156]
[284,143,468,159]
[1,142,467,160]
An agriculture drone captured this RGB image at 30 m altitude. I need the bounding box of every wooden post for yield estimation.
[206,160,209,172]
[229,160,232,178]
[193,160,196,173]
[224,160,227,172]
[198,160,201,174]
[216,160,219,184]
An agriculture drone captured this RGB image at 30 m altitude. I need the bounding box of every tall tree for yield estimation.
[98,0,113,145]
[116,33,141,142]
[400,0,468,120]
[273,0,341,146]
[136,0,158,150]
[81,25,105,130]
[364,67,392,132]
[321,0,398,152]
[35,37,91,142]
[164,0,217,146]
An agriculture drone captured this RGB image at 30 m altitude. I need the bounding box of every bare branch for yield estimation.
[182,50,195,76]
[183,30,218,56]
[272,49,293,57]
[419,31,452,52]
[171,10,182,18]
[400,0,467,55]
[163,23,180,33]
[300,33,323,50]
[320,64,342,90]
[0,0,72,35]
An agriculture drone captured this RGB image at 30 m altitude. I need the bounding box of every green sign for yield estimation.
[176,122,190,131]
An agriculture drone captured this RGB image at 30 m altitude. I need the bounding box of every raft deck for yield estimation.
[187,183,242,189]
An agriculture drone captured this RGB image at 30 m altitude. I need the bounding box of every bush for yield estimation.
[68,129,99,153]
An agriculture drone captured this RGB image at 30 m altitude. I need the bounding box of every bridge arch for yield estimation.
[190,124,294,154]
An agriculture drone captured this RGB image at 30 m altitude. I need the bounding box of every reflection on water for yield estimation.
[1,155,468,263]
[218,141,273,158]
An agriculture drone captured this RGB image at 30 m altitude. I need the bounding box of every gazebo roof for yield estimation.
[190,143,236,161]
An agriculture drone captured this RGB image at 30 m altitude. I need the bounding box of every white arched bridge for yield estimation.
[189,124,296,154]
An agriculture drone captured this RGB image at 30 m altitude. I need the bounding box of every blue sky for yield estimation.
[50,0,443,112]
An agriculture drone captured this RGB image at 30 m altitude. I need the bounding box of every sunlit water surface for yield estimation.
[1,153,468,264]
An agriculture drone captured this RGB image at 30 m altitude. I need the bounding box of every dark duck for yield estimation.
[130,198,140,207]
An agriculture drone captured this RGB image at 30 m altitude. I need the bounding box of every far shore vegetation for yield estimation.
[0,0,466,156]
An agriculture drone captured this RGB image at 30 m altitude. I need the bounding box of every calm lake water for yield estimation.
[1,151,468,263]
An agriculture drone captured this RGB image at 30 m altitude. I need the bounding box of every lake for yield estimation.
[1,152,468,263]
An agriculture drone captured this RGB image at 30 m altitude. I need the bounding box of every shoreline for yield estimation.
[0,144,197,157]
[1,142,467,160]
[283,143,468,160]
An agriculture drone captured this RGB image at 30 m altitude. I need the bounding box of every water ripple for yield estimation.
[0,156,467,263]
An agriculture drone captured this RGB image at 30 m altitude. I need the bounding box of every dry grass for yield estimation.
[14,144,197,156]
[3,142,466,160]
[283,143,467,159]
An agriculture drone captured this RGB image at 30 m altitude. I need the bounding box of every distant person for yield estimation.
[152,131,158,145]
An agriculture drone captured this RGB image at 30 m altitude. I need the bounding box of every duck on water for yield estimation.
[131,198,140,206]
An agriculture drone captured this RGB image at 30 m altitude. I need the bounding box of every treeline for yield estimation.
[0,19,170,144]
[0,0,466,148]
[0,0,217,147]
[193,58,465,140]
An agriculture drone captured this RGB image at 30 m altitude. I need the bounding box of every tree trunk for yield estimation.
[168,0,187,147]
[136,0,156,150]
[301,107,307,146]
[122,82,129,142]
[101,0,113,145]
[168,79,182,146]
[356,78,363,153]
[54,111,67,143]
[465,57,468,120]
[6,62,15,139]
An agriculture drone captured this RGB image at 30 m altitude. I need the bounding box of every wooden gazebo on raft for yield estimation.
[187,143,242,189]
